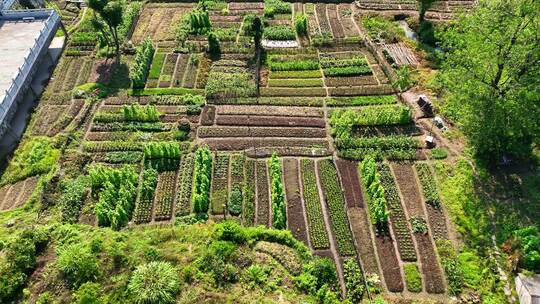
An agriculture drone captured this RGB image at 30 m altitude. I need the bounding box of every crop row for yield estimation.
[216,105,324,117]
[324,76,378,87]
[216,115,326,128]
[267,55,320,71]
[317,159,356,256]
[415,163,442,207]
[301,159,330,249]
[133,168,158,224]
[154,171,176,221]
[90,122,169,132]
[210,154,230,215]
[214,97,325,107]
[198,126,327,138]
[327,95,397,106]
[330,105,412,127]
[377,163,418,262]
[203,138,330,151]
[328,85,394,96]
[268,78,324,88]
[269,154,286,229]
[269,70,322,79]
[242,159,256,225]
[260,87,327,97]
[176,154,194,216]
[256,160,270,226]
[335,136,418,151]
[359,157,388,228]
[339,147,419,161]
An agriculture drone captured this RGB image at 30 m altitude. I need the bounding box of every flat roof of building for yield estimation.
[0,18,47,103]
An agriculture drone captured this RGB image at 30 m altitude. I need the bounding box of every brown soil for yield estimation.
[200,105,216,126]
[374,235,404,292]
[283,159,309,245]
[215,115,326,128]
[255,160,270,227]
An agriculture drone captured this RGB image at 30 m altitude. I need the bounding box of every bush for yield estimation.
[362,15,405,42]
[228,185,243,216]
[295,14,308,36]
[144,142,181,159]
[57,244,100,288]
[128,261,180,304]
[295,257,337,295]
[73,282,102,304]
[130,39,155,89]
[404,263,422,292]
[189,10,211,35]
[208,32,220,55]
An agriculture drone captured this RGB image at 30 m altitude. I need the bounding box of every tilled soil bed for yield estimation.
[283,159,309,244]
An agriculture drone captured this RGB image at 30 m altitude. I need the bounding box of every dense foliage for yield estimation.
[123,104,160,122]
[359,156,389,229]
[438,0,540,163]
[269,153,286,229]
[295,14,308,36]
[192,146,212,214]
[263,25,296,41]
[130,39,154,89]
[90,165,138,229]
[404,263,422,292]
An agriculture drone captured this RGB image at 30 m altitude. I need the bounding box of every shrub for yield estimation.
[208,32,220,55]
[295,14,308,36]
[90,165,138,229]
[269,153,286,229]
[130,39,154,89]
[189,10,211,35]
[57,244,100,288]
[264,0,291,17]
[263,25,296,41]
[436,239,463,296]
[343,259,365,303]
[192,146,212,214]
[228,185,242,216]
[128,261,180,304]
[73,282,102,304]
[404,263,422,292]
[295,257,337,295]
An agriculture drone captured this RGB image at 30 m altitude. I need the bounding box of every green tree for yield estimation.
[87,0,124,62]
[418,0,437,23]
[252,16,263,47]
[439,0,540,164]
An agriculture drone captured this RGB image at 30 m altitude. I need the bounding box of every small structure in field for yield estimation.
[515,273,540,304]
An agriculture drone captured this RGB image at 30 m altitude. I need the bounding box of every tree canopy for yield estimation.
[438,0,540,164]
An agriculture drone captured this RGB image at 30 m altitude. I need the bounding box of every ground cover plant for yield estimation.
[317,159,356,256]
[269,153,286,229]
[300,159,330,249]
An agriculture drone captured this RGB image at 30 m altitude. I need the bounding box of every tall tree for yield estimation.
[87,0,124,63]
[439,0,540,164]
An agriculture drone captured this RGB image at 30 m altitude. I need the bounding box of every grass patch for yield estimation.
[149,53,166,79]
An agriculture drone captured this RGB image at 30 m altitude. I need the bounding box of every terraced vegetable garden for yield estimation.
[3,0,462,302]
